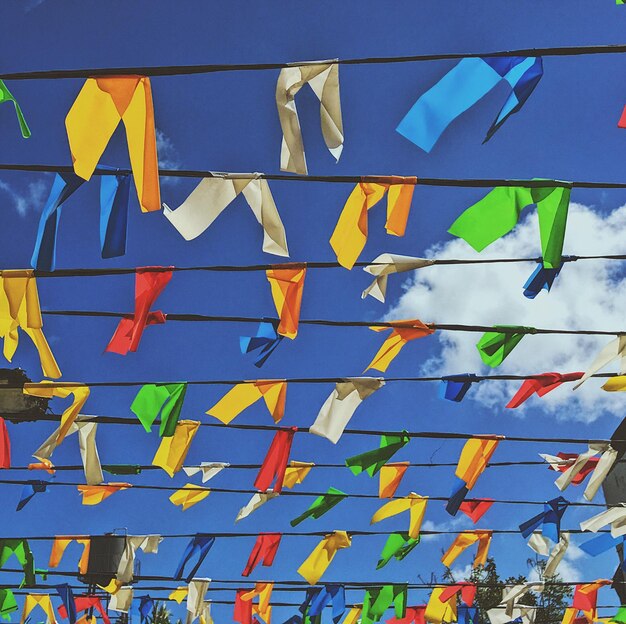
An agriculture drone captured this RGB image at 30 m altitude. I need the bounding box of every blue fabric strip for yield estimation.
[100,173,130,259]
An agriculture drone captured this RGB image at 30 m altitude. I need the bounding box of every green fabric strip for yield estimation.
[290,487,347,526]
[131,383,187,437]
[376,533,420,569]
[346,433,410,477]
[476,325,534,368]
[0,80,31,138]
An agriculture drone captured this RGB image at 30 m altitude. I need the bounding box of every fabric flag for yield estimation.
[310,377,385,444]
[242,533,282,577]
[297,531,351,585]
[207,380,286,425]
[109,587,133,613]
[131,383,187,437]
[0,418,9,469]
[439,375,478,403]
[302,585,345,624]
[153,420,200,477]
[580,504,626,537]
[371,493,428,539]
[0,270,61,378]
[575,336,626,389]
[66,75,160,212]
[23,382,90,445]
[330,180,417,270]
[276,62,343,175]
[507,373,583,408]
[519,496,569,544]
[551,442,618,501]
[106,267,173,355]
[17,479,51,511]
[163,174,288,256]
[183,463,229,483]
[377,533,420,570]
[236,491,279,522]
[346,433,410,477]
[174,535,215,582]
[169,588,188,604]
[170,485,210,511]
[361,585,407,624]
[362,254,434,303]
[21,594,57,624]
[266,267,306,339]
[387,606,426,624]
[442,530,493,569]
[438,583,477,608]
[254,427,296,493]
[424,588,457,624]
[476,326,532,368]
[31,170,130,272]
[396,56,543,151]
[0,79,30,137]
[523,263,563,299]
[77,483,131,505]
[459,499,494,523]
[58,596,111,624]
[366,320,434,372]
[283,461,314,489]
[291,487,347,526]
[534,533,570,578]
[234,583,273,624]
[33,417,103,485]
[449,184,570,270]
[240,319,284,367]
[138,595,154,621]
[0,540,35,586]
[49,537,90,575]
[447,437,500,515]
[379,463,409,498]
[540,453,600,485]
[487,585,539,624]
[55,585,76,624]
[602,375,626,393]
[115,535,162,585]
[187,579,211,624]
[343,607,363,624]
[561,581,611,624]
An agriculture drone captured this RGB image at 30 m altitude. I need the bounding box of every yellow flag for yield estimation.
[425,588,457,624]
[456,438,500,489]
[602,377,626,392]
[49,536,90,574]
[266,267,306,339]
[153,420,200,477]
[441,530,492,569]
[366,321,434,372]
[169,484,210,511]
[282,461,314,489]
[77,483,131,506]
[297,531,351,585]
[21,594,57,624]
[207,381,286,424]
[379,462,409,498]
[169,587,188,604]
[371,493,428,539]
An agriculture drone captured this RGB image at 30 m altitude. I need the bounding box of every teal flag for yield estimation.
[448,184,570,269]
[376,533,420,569]
[476,326,534,368]
[0,80,31,138]
[291,487,347,526]
[346,433,410,477]
[362,585,407,624]
[131,383,187,437]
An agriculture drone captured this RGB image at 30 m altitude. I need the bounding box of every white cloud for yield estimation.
[386,203,626,422]
[0,178,47,217]
[156,129,181,186]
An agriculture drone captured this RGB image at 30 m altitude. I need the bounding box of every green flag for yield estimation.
[476,326,534,368]
[291,487,347,526]
[0,80,31,138]
[0,589,17,621]
[131,383,187,437]
[362,585,407,624]
[448,184,570,269]
[103,464,143,475]
[0,540,35,587]
[376,533,420,569]
[611,607,626,623]
[346,433,410,477]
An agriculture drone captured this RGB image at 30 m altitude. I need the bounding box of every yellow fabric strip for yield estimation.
[169,484,210,511]
[297,531,351,585]
[153,420,200,476]
[370,493,428,539]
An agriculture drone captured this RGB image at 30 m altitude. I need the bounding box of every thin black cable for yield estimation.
[4,43,626,80]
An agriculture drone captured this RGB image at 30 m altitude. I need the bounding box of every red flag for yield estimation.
[242,533,282,577]
[387,607,426,624]
[59,596,110,624]
[506,372,583,408]
[234,590,252,624]
[0,418,10,469]
[458,499,494,523]
[439,583,476,606]
[254,427,296,494]
[106,267,173,355]
[549,453,599,485]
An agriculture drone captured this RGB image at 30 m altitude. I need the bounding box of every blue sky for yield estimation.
[2,0,626,621]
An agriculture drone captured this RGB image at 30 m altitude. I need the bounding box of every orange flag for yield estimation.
[266,267,306,339]
[77,483,131,506]
[441,530,492,569]
[366,320,434,372]
[330,178,417,269]
[379,462,409,498]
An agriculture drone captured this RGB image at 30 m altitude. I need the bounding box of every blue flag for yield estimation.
[519,496,569,543]
[439,374,479,402]
[240,319,284,367]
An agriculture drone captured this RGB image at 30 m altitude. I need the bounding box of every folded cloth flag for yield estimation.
[346,432,410,477]
[507,373,583,408]
[441,530,493,569]
[235,491,279,522]
[366,320,434,372]
[0,418,9,469]
[131,383,187,437]
[300,584,345,624]
[106,267,173,355]
[66,75,160,212]
[575,336,626,389]
[459,499,494,523]
[174,534,215,582]
[0,539,35,586]
[207,380,286,424]
[254,427,296,493]
[276,62,343,175]
[152,420,200,477]
[163,174,288,256]
[291,488,347,526]
[476,326,533,368]
[282,461,314,489]
[242,533,282,577]
[169,485,210,511]
[396,56,543,152]
[540,453,599,485]
[298,531,351,585]
[377,533,420,570]
[379,463,409,498]
[240,319,284,367]
[31,169,131,272]
[361,585,407,624]
[330,179,417,269]
[439,375,479,402]
[21,594,58,624]
[17,479,51,511]
[266,266,306,339]
[523,263,563,299]
[362,254,434,302]
[77,483,131,505]
[519,496,569,544]
[371,493,428,539]
[449,184,570,270]
[561,580,611,624]
[0,79,30,137]
[425,587,458,624]
[0,588,18,621]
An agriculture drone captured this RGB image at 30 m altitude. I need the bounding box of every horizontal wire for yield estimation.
[39,310,626,337]
[4,43,626,80]
[3,410,622,445]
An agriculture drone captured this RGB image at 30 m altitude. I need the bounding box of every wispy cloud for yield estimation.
[156,129,181,186]
[0,178,47,217]
[386,203,626,422]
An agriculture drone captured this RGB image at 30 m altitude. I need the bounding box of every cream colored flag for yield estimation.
[574,335,626,388]
[116,535,162,583]
[163,174,288,256]
[580,504,626,537]
[183,463,229,483]
[235,491,279,522]
[109,587,133,613]
[527,532,569,577]
[362,254,434,302]
[276,62,343,175]
[186,579,211,624]
[310,378,384,444]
